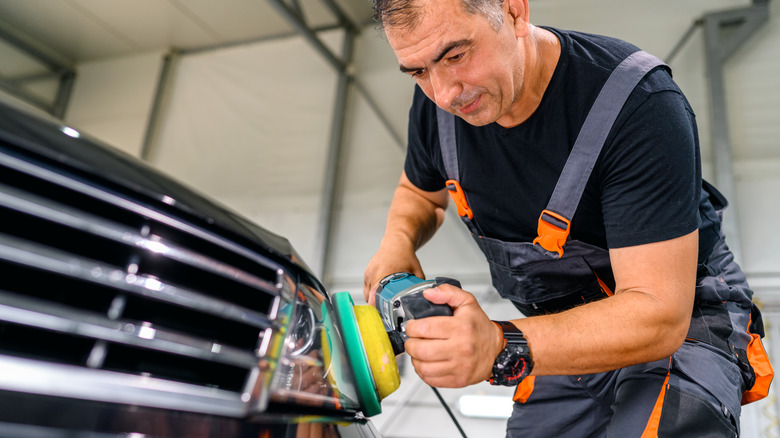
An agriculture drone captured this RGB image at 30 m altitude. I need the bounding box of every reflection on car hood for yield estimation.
[0,96,317,283]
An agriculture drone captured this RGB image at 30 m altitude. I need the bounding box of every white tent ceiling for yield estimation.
[0,0,759,63]
[0,0,373,62]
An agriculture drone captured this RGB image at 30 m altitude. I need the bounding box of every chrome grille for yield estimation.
[0,147,292,417]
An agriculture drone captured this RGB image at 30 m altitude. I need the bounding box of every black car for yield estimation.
[0,95,381,438]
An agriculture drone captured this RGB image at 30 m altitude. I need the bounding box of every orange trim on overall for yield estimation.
[640,358,671,438]
[445,179,474,220]
[741,314,774,405]
[594,272,614,297]
[512,376,536,403]
[533,209,571,258]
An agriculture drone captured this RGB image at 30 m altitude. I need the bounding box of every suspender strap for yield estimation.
[437,107,459,181]
[436,50,667,247]
[437,107,481,234]
[535,50,667,257]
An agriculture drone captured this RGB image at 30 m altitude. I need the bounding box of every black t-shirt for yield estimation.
[404,27,722,258]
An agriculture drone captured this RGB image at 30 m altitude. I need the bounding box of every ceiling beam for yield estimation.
[703,1,769,265]
[315,30,355,283]
[0,19,75,118]
[265,0,403,148]
[266,0,407,284]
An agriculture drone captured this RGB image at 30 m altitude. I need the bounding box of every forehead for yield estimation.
[385,0,486,58]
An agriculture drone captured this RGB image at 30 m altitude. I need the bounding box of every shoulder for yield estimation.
[546,27,689,139]
[548,27,678,97]
[546,27,642,74]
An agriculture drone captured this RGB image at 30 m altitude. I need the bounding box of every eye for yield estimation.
[448,53,464,62]
[410,68,427,79]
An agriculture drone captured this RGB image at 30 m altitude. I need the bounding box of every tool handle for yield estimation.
[399,293,453,320]
[398,276,460,320]
[434,276,462,289]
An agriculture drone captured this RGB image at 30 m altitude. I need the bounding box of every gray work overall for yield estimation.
[436,51,771,437]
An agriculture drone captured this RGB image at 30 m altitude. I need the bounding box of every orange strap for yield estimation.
[445,179,474,220]
[741,318,775,404]
[640,358,671,438]
[594,272,614,297]
[532,209,571,258]
[512,376,536,403]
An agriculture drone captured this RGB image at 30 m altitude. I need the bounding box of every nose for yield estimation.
[430,68,461,110]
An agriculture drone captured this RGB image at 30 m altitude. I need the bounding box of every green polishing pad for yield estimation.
[332,291,381,417]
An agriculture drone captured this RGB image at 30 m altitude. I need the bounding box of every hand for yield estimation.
[363,238,424,306]
[403,284,504,388]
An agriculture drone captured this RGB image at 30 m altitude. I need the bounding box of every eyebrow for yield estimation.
[399,39,471,74]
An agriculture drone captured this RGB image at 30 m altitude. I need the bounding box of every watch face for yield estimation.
[504,344,528,363]
[492,344,533,386]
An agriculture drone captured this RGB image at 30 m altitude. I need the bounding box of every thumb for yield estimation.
[422,284,474,310]
[366,284,378,306]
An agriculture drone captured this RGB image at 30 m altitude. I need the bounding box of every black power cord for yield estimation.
[430,386,469,438]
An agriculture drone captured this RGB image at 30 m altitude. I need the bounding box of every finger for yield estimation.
[409,357,471,388]
[410,356,453,378]
[404,316,458,340]
[367,284,378,306]
[422,284,475,310]
[363,273,382,304]
[404,337,455,361]
[363,276,373,303]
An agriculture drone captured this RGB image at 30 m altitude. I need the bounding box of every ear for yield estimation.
[506,0,530,37]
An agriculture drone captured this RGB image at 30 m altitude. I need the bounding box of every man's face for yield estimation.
[386,0,525,127]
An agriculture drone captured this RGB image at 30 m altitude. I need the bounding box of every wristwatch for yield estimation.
[489,320,534,386]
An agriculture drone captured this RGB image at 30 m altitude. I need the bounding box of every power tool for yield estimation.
[327,272,459,417]
[374,272,459,355]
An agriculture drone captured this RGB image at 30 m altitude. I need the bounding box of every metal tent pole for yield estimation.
[267,0,406,283]
[702,0,769,265]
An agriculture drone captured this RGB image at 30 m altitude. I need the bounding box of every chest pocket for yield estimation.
[481,238,615,316]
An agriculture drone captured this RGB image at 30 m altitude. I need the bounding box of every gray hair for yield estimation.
[373,0,504,32]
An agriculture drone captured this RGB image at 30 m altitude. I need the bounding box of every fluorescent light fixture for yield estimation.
[458,394,513,419]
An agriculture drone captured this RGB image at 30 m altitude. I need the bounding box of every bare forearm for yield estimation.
[516,230,698,376]
[516,290,691,375]
[383,182,446,251]
[363,172,449,301]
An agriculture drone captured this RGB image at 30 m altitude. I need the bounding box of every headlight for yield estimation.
[260,278,362,417]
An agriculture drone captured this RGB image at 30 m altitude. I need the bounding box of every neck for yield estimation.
[496,25,560,128]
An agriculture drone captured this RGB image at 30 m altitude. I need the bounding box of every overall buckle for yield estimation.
[533,209,570,258]
[445,179,473,220]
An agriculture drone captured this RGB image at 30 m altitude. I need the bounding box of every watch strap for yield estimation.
[492,320,525,344]
[489,320,533,386]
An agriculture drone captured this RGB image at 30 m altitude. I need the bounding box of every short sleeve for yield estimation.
[599,89,701,248]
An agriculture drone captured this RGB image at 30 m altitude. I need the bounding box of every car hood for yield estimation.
[0,96,317,284]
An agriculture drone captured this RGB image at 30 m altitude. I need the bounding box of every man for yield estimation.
[362,0,772,436]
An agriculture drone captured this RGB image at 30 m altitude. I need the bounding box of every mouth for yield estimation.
[457,95,482,115]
